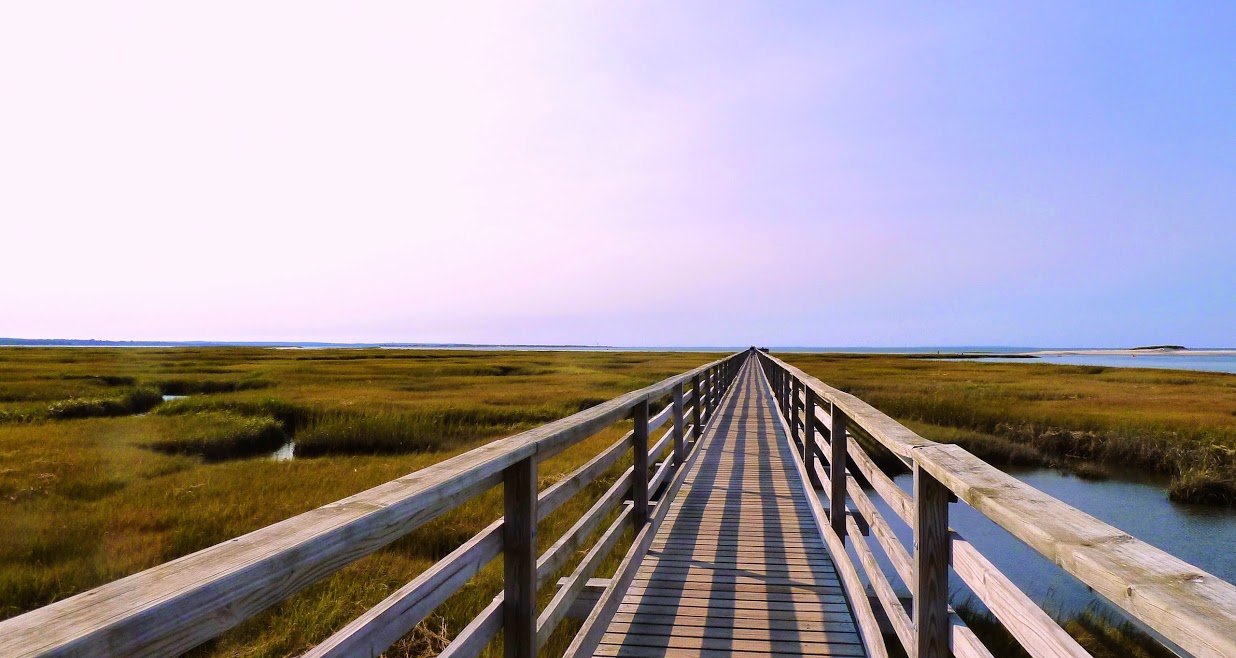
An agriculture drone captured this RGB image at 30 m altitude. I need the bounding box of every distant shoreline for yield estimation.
[1029,348,1236,357]
[2,339,1235,357]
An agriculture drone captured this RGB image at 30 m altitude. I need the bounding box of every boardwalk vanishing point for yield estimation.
[2,349,1236,658]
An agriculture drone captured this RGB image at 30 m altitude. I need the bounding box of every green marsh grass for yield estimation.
[142,412,288,460]
[0,347,715,657]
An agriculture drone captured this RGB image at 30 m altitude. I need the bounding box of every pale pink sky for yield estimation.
[2,3,1233,346]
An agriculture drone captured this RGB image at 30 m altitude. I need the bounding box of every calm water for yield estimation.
[271,441,295,461]
[856,468,1236,619]
[955,353,1236,374]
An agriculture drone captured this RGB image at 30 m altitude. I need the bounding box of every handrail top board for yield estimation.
[0,354,738,658]
[758,351,1236,658]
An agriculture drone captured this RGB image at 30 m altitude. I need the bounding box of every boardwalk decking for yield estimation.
[596,363,866,657]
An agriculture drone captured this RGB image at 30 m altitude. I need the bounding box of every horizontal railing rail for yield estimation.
[756,349,1236,658]
[0,351,746,658]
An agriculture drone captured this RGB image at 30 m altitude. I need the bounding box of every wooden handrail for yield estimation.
[0,352,747,658]
[756,349,1236,658]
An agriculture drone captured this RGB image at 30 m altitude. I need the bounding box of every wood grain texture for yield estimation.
[829,406,849,541]
[631,400,650,530]
[503,457,537,658]
[950,532,1089,658]
[672,382,686,466]
[913,463,951,658]
[596,361,866,658]
[538,508,633,646]
[305,521,503,658]
[537,469,632,588]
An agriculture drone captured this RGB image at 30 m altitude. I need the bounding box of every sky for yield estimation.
[1,2,1233,347]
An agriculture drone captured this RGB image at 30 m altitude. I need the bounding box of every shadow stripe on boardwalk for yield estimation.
[597,361,865,657]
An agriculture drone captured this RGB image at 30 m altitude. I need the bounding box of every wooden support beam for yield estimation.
[914,462,951,658]
[790,378,802,444]
[503,457,537,658]
[805,388,820,488]
[631,399,650,530]
[691,374,702,440]
[830,404,848,541]
[672,382,685,465]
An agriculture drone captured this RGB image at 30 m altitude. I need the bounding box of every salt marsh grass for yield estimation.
[0,347,713,656]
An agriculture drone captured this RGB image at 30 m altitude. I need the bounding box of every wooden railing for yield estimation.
[0,352,746,658]
[755,349,1236,658]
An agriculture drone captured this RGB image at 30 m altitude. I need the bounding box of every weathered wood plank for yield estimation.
[615,601,854,620]
[538,430,631,522]
[594,644,864,658]
[504,457,537,658]
[561,360,743,658]
[845,477,912,586]
[305,521,502,657]
[847,517,913,652]
[538,507,634,647]
[537,469,632,587]
[951,533,1098,658]
[437,595,502,658]
[602,622,862,645]
[754,361,890,658]
[672,382,686,465]
[596,361,866,658]
[631,400,650,530]
[595,634,865,656]
[913,462,951,658]
[609,611,853,631]
[624,584,843,602]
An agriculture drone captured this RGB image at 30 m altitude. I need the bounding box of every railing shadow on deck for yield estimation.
[0,353,746,658]
[756,349,1236,658]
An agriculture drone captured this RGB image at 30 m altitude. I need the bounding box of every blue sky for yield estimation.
[1,2,1232,346]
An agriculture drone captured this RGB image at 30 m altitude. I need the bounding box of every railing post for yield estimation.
[829,404,847,541]
[781,368,790,414]
[775,368,782,410]
[805,388,820,488]
[914,462,951,658]
[691,374,702,440]
[503,456,537,658]
[705,368,715,422]
[632,399,650,530]
[790,378,801,443]
[672,381,685,465]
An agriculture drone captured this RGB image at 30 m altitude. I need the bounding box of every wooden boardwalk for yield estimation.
[596,362,866,657]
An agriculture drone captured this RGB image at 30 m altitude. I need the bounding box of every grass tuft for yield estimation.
[142,412,288,460]
[45,387,162,420]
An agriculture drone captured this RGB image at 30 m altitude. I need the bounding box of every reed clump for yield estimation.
[294,404,577,456]
[154,378,275,396]
[155,396,312,431]
[143,412,287,460]
[44,387,163,420]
